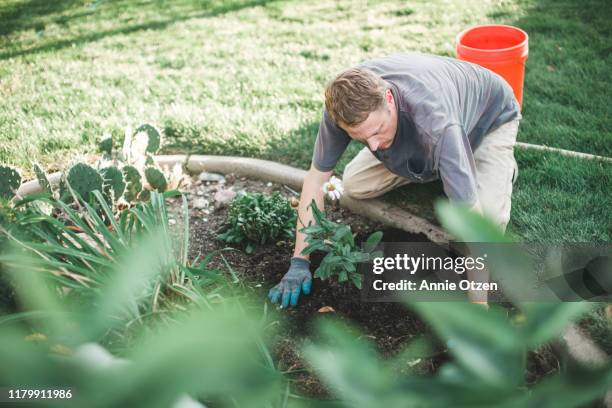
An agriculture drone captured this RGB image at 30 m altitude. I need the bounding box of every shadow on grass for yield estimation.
[162,117,321,168]
[0,0,274,60]
[0,0,83,37]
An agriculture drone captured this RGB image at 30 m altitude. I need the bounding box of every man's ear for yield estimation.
[385,88,394,104]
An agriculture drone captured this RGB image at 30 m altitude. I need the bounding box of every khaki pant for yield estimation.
[343,119,520,232]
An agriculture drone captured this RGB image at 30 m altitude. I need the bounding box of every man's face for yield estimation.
[342,89,397,152]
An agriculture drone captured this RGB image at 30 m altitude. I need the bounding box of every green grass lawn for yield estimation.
[0,0,610,241]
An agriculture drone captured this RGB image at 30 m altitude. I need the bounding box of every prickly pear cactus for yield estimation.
[138,189,151,202]
[122,128,133,163]
[100,166,125,199]
[144,167,168,192]
[0,165,21,200]
[59,176,68,199]
[66,163,103,200]
[134,124,162,154]
[99,135,113,156]
[33,163,52,195]
[123,165,142,202]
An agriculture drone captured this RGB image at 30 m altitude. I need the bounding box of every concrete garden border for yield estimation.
[517,142,612,163]
[13,154,611,406]
[156,154,452,243]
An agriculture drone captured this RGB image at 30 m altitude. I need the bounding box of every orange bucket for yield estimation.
[456,24,528,108]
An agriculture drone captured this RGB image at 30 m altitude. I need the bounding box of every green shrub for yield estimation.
[218,191,296,254]
[5,190,224,317]
[0,180,295,407]
[300,200,382,289]
[303,202,612,407]
[0,200,286,407]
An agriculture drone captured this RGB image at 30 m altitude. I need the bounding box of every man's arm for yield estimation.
[269,108,347,308]
[268,164,332,308]
[293,165,333,259]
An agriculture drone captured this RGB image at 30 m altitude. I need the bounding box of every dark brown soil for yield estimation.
[168,173,445,396]
[169,173,559,397]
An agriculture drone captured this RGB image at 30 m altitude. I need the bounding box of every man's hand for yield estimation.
[268,257,312,308]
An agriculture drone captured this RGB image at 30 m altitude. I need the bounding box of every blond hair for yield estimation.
[324,68,388,127]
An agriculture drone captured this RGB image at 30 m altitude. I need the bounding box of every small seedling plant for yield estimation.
[300,199,382,289]
[218,191,296,254]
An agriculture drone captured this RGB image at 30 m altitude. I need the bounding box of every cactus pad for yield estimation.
[33,163,52,194]
[138,189,151,202]
[66,163,103,200]
[99,135,113,155]
[0,165,22,200]
[123,165,142,202]
[134,124,161,154]
[100,166,125,199]
[145,167,168,192]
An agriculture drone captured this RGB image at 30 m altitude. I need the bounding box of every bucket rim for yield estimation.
[456,24,528,54]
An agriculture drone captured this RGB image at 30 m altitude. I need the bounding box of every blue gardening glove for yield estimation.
[268,257,312,308]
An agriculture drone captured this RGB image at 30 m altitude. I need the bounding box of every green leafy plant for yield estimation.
[93,124,184,205]
[2,124,181,212]
[302,202,612,407]
[300,200,382,289]
[0,195,288,407]
[3,189,215,315]
[218,191,296,254]
[0,199,18,312]
[121,123,162,167]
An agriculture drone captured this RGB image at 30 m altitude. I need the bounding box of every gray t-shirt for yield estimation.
[312,52,521,204]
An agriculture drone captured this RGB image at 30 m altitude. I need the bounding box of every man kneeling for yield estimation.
[268,52,521,308]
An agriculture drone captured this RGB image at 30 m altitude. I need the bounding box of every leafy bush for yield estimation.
[302,202,612,407]
[4,189,233,318]
[0,183,292,407]
[300,200,382,288]
[0,221,286,408]
[218,191,296,254]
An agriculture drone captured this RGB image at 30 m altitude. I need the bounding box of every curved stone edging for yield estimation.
[16,172,62,197]
[516,142,612,163]
[156,154,452,243]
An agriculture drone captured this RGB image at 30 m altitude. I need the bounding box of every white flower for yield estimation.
[322,176,344,200]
